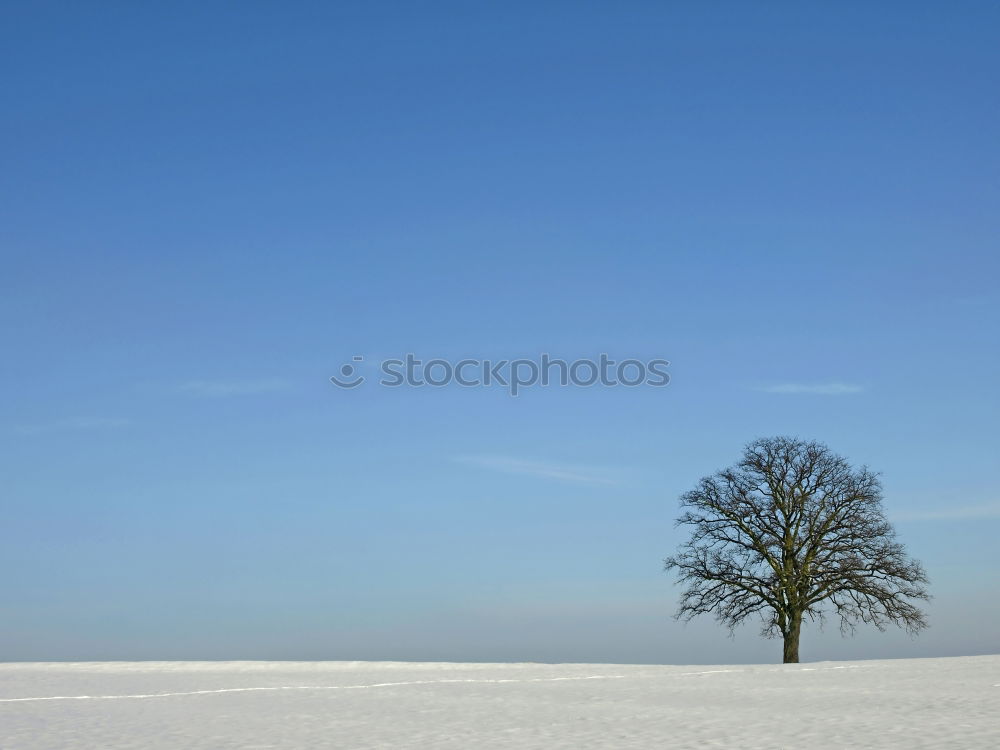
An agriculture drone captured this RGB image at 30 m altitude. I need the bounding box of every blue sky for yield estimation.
[1,1,998,663]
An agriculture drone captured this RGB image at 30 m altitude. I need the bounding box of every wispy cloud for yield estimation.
[13,417,131,436]
[455,455,619,485]
[892,503,1000,522]
[954,294,995,308]
[176,379,291,397]
[757,383,865,395]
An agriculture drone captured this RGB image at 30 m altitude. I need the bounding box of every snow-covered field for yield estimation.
[1,656,997,749]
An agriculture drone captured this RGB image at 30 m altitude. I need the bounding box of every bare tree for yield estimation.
[664,437,929,663]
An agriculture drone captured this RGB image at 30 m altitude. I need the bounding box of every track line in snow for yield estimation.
[0,662,888,704]
[675,669,740,677]
[0,675,628,703]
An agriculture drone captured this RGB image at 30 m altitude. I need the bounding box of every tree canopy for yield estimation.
[664,436,930,663]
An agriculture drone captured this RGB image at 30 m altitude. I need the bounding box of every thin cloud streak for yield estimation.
[176,379,291,397]
[13,417,131,436]
[455,455,619,485]
[893,503,1000,522]
[758,383,865,395]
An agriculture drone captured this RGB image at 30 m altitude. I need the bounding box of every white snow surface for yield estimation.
[1,656,997,748]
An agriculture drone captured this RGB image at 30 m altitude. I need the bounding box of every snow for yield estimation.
[1,656,997,748]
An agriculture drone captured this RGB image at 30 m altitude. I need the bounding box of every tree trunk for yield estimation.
[782,613,802,663]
